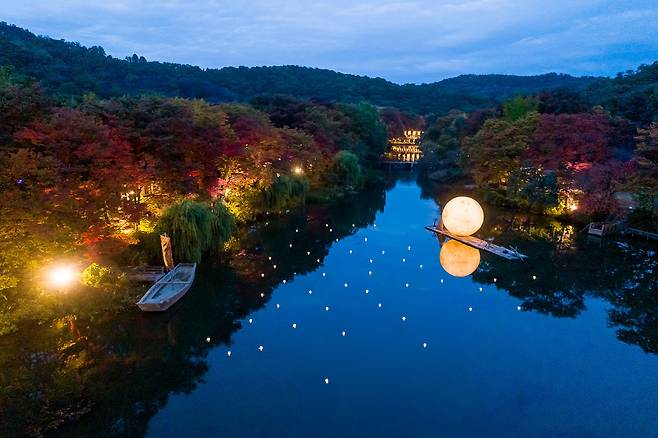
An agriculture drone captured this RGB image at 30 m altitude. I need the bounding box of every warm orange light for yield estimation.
[48,265,78,288]
[293,166,303,175]
[439,239,481,277]
[441,197,484,236]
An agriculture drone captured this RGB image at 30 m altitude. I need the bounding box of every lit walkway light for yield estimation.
[48,265,77,289]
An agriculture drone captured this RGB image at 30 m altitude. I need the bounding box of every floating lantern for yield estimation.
[441,196,484,236]
[439,239,481,277]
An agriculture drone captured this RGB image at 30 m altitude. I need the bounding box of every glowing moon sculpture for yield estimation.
[439,239,481,277]
[441,196,484,236]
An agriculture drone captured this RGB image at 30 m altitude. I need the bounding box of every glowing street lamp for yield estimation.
[292,166,304,175]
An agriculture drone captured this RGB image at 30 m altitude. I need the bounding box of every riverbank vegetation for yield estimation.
[0,64,395,335]
[420,62,658,227]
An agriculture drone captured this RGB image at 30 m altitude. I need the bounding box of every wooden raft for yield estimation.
[425,225,527,260]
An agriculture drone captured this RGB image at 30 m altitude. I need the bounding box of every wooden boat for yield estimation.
[137,263,197,312]
[587,221,622,237]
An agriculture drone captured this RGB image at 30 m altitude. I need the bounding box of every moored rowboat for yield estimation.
[137,263,197,312]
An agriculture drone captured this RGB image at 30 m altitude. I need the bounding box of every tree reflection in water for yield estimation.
[3,174,658,435]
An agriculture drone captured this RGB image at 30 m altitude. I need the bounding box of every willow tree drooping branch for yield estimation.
[157,200,235,263]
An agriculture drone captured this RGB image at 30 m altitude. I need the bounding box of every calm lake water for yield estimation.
[4,174,658,437]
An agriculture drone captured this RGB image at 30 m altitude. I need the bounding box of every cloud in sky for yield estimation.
[2,0,657,83]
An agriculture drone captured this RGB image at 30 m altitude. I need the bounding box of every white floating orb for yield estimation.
[468,307,473,312]
[422,342,427,348]
[276,303,280,309]
[329,228,333,232]
[479,287,483,292]
[273,264,277,269]
[248,318,253,324]
[378,303,382,308]
[206,337,211,343]
[349,250,353,254]
[261,273,265,277]
[289,243,293,248]
[419,264,423,269]
[316,259,320,263]
[324,378,330,384]
[494,278,497,283]
[325,306,330,311]
[227,350,232,357]
[292,323,297,328]
[344,283,348,288]
[341,331,346,336]
[260,293,265,297]
[440,240,481,278]
[322,273,326,277]
[517,306,521,311]
[381,250,385,255]
[308,289,313,294]
[369,259,373,263]
[283,279,287,284]
[268,256,272,260]
[405,283,409,288]
[368,271,372,276]
[532,275,537,280]
[402,258,406,262]
[364,237,368,242]
[365,289,369,294]
[407,246,411,251]
[352,223,355,227]
[258,345,264,352]
[295,229,299,233]
[401,316,406,321]
[441,196,485,236]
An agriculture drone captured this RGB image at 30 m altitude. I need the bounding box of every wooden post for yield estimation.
[160,234,175,271]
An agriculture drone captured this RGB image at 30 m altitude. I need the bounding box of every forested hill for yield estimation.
[1,21,599,114]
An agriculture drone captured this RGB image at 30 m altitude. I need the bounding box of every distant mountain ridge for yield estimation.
[0,22,600,114]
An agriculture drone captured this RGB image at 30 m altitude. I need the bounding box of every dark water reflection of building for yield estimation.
[3,174,658,435]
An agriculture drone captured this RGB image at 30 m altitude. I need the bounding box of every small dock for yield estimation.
[425,225,527,260]
[621,227,658,241]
